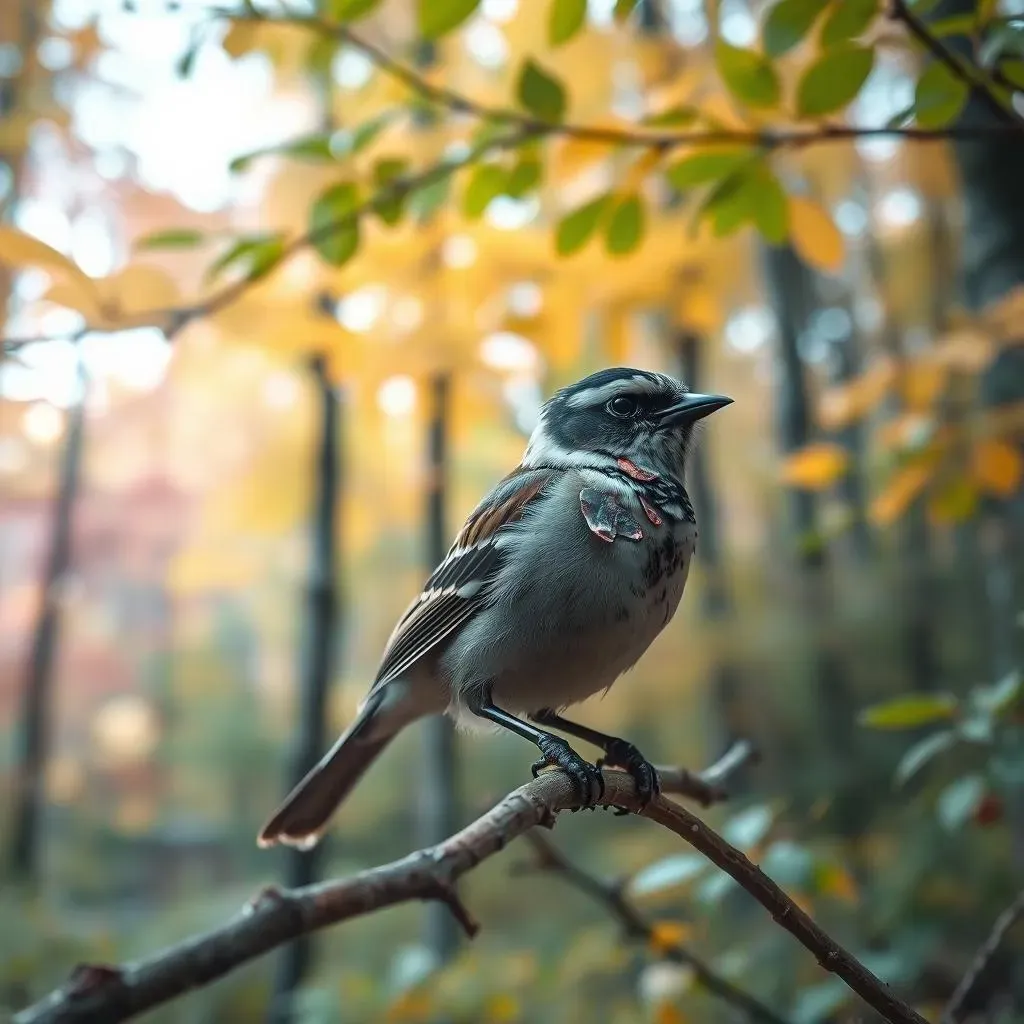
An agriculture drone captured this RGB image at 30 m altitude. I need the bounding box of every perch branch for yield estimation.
[517,831,792,1024]
[17,744,923,1024]
[940,887,1024,1024]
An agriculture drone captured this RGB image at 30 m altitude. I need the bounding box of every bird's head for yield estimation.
[523,367,732,479]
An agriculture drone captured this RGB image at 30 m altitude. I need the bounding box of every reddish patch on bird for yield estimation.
[616,457,658,482]
[640,497,663,526]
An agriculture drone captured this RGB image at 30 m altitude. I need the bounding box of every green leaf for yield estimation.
[329,0,382,20]
[613,0,640,21]
[819,0,879,48]
[760,840,815,887]
[517,59,567,122]
[230,133,335,174]
[506,155,543,198]
[176,40,199,78]
[762,0,829,57]
[463,163,508,219]
[895,729,958,786]
[604,194,644,256]
[999,59,1024,90]
[206,232,285,284]
[714,41,781,108]
[409,173,451,221]
[980,22,1024,66]
[555,194,611,255]
[937,774,985,830]
[135,228,205,251]
[914,60,969,128]
[629,854,707,896]
[928,13,976,38]
[372,158,409,226]
[971,671,1023,716]
[796,45,874,117]
[666,148,756,190]
[310,183,361,267]
[750,167,789,243]
[549,0,587,46]
[418,0,480,39]
[859,693,959,729]
[642,104,700,127]
[695,160,785,240]
[722,804,774,848]
[333,113,394,158]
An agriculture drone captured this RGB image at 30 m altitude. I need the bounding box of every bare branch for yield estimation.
[17,753,923,1024]
[941,887,1024,1024]
[518,831,792,1024]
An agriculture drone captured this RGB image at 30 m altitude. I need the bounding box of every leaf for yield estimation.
[814,861,859,904]
[722,804,774,849]
[697,162,785,239]
[761,840,815,886]
[613,0,640,21]
[788,195,844,273]
[972,439,1023,497]
[506,155,542,198]
[549,0,587,46]
[648,921,692,954]
[915,61,969,128]
[999,59,1024,90]
[372,157,409,225]
[665,148,756,190]
[858,693,959,729]
[0,226,98,300]
[418,0,480,39]
[605,194,645,256]
[928,13,976,38]
[409,173,451,221]
[463,163,508,219]
[750,168,789,243]
[928,478,978,524]
[517,59,567,122]
[555,194,611,255]
[895,730,958,786]
[937,775,985,830]
[135,228,205,251]
[206,232,285,283]
[973,672,1022,716]
[714,41,781,108]
[310,183,361,267]
[869,462,932,525]
[819,0,879,47]
[780,442,849,490]
[762,0,829,57]
[643,104,700,127]
[796,45,874,117]
[329,0,382,20]
[629,854,707,895]
[230,133,335,173]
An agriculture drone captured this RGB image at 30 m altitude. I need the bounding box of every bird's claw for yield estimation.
[596,738,660,810]
[532,736,604,808]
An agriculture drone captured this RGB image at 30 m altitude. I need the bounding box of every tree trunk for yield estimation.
[268,356,341,1022]
[9,360,86,884]
[417,373,460,962]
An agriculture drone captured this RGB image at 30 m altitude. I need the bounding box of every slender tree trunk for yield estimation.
[416,373,461,962]
[268,356,341,1022]
[9,359,86,884]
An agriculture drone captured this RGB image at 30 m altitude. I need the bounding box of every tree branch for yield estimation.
[16,746,923,1024]
[940,887,1024,1024]
[888,0,1023,126]
[516,831,792,1024]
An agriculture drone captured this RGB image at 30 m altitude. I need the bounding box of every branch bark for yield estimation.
[15,743,923,1024]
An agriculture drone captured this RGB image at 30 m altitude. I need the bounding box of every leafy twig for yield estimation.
[517,830,792,1024]
[940,887,1024,1024]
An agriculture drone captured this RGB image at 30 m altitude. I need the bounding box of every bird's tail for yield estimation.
[257,693,397,850]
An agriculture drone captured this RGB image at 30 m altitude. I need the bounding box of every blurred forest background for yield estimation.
[1,0,1024,1021]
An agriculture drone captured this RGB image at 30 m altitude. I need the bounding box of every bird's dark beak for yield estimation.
[656,392,733,428]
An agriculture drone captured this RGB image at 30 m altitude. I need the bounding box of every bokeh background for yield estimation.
[2,0,1023,1021]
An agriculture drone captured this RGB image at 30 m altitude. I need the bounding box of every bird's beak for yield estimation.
[656,392,733,428]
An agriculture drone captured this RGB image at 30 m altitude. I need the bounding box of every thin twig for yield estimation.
[889,0,1023,126]
[940,887,1024,1024]
[16,754,923,1024]
[518,831,792,1024]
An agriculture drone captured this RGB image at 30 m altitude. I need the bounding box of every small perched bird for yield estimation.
[258,367,732,850]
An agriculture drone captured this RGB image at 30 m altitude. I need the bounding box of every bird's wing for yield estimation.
[370,466,555,689]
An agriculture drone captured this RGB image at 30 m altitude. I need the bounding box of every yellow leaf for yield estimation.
[0,225,99,303]
[654,1002,688,1024]
[787,196,844,275]
[780,443,849,490]
[972,439,1024,497]
[484,993,520,1022]
[870,463,932,525]
[934,328,993,372]
[222,19,263,58]
[649,921,692,955]
[816,357,897,430]
[928,477,978,524]
[816,863,859,906]
[902,361,946,410]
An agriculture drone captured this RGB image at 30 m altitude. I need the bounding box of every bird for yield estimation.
[258,367,732,850]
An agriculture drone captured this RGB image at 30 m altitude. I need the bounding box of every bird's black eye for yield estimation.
[607,395,639,418]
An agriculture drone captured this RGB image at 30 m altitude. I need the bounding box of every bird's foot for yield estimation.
[596,739,660,814]
[531,735,604,808]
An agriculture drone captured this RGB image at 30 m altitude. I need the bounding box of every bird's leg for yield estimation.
[466,688,604,808]
[528,708,659,813]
